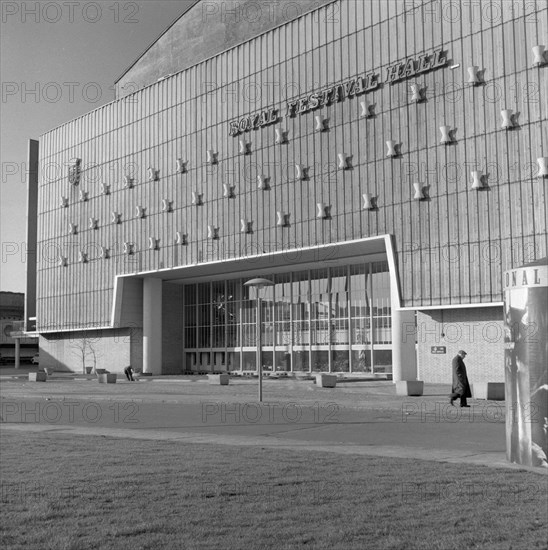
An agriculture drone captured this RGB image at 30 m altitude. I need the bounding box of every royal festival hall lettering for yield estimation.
[385,48,447,83]
[228,48,448,136]
[285,71,379,117]
[228,108,279,137]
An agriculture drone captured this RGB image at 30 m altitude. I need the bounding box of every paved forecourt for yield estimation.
[0,374,541,473]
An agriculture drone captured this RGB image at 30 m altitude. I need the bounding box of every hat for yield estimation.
[458,350,467,356]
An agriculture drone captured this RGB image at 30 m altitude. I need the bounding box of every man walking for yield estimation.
[450,350,472,407]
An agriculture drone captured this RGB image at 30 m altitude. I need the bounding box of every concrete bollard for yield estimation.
[208,374,229,385]
[28,372,47,382]
[396,380,424,396]
[316,374,337,388]
[97,373,117,384]
[473,382,504,400]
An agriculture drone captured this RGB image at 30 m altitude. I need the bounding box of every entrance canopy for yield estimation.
[111,236,401,328]
[113,235,395,291]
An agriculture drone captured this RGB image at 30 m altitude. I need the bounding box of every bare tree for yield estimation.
[71,334,98,374]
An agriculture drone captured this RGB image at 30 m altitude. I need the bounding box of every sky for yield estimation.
[0,0,196,293]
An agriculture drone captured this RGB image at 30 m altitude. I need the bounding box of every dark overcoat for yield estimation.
[451,355,472,397]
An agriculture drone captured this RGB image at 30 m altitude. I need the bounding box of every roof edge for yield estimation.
[40,0,339,137]
[114,0,201,86]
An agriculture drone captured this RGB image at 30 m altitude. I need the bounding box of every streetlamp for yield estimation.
[244,277,274,402]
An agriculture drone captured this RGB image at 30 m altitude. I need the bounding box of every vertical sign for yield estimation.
[504,260,548,468]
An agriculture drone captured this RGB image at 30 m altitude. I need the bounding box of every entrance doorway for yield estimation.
[182,261,392,374]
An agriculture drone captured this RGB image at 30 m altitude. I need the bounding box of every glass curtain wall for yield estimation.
[182,261,391,373]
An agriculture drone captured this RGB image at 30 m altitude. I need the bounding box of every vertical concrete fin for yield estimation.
[111,276,125,328]
[25,139,39,331]
[385,235,417,381]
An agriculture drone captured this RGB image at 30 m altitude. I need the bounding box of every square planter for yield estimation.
[316,374,337,388]
[208,374,229,385]
[28,372,47,382]
[396,381,424,396]
[98,373,117,384]
[473,382,504,400]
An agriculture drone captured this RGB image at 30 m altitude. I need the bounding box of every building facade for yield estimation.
[0,292,38,363]
[29,0,547,382]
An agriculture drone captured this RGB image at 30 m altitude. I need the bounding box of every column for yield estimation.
[143,278,162,375]
[391,308,417,382]
[15,338,21,369]
[26,140,39,333]
[504,260,547,467]
[257,295,263,401]
[368,264,374,374]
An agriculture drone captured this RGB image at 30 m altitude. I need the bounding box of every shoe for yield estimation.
[460,405,470,408]
[449,397,455,406]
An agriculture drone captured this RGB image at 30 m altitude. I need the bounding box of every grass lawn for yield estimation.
[0,431,546,550]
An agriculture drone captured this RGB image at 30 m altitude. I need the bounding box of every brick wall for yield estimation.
[40,328,139,374]
[417,307,504,385]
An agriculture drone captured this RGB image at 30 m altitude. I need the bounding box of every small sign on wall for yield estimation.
[431,346,446,354]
